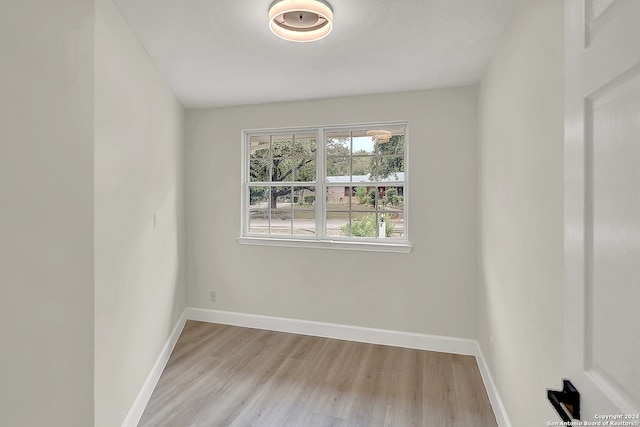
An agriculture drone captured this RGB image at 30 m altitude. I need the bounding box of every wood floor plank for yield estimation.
[138,321,497,427]
[310,341,368,420]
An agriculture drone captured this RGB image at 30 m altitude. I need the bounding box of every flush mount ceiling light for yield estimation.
[269,0,333,42]
[366,129,392,143]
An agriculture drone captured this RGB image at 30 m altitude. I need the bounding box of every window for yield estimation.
[240,123,410,253]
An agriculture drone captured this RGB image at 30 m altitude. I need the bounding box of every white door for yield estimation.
[565,0,640,422]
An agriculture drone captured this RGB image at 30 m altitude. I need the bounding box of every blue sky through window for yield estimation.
[352,136,374,154]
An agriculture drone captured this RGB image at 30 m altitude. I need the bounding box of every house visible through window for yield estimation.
[242,123,409,252]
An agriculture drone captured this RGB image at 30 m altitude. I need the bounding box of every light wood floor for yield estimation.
[138,321,497,427]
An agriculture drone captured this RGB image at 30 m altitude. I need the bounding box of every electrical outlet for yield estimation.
[210,291,216,302]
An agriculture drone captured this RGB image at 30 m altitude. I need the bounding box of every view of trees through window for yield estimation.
[246,125,406,241]
[248,133,317,236]
[325,129,405,239]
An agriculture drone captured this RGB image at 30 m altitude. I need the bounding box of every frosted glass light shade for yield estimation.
[269,0,333,42]
[366,129,392,143]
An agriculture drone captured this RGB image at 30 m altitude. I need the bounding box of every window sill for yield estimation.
[237,236,412,254]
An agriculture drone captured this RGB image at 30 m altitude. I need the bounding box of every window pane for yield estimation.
[294,158,316,181]
[248,186,269,208]
[367,187,382,210]
[326,186,351,210]
[351,155,372,176]
[293,134,316,158]
[249,135,270,160]
[347,212,379,238]
[326,211,349,237]
[377,186,404,211]
[373,133,405,180]
[326,157,350,180]
[273,186,292,209]
[351,135,375,155]
[271,134,293,157]
[375,156,405,181]
[326,133,350,156]
[249,160,270,182]
[377,186,404,239]
[293,210,315,236]
[271,158,293,182]
[379,211,405,239]
[293,186,315,207]
[378,133,405,156]
[248,210,269,234]
[352,186,376,209]
[271,210,292,235]
[352,157,375,182]
[338,211,400,239]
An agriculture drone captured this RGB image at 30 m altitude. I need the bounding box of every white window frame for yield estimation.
[237,121,412,253]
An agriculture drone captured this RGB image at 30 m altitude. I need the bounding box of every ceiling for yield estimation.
[113,0,517,109]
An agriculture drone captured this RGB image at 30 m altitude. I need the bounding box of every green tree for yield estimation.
[250,137,316,208]
[326,138,349,157]
[367,188,376,207]
[326,138,350,176]
[355,186,368,205]
[351,149,370,175]
[384,187,400,206]
[369,135,404,180]
[249,187,268,205]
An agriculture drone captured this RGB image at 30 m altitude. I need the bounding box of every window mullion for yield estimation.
[316,128,326,240]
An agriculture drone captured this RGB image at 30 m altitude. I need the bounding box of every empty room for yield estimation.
[2,0,639,426]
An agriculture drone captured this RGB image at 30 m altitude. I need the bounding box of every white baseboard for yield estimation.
[121,311,187,427]
[474,342,512,427]
[186,307,478,355]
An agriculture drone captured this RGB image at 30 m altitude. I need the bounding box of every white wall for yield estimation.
[186,87,478,339]
[0,1,95,426]
[478,0,564,425]
[94,0,186,425]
